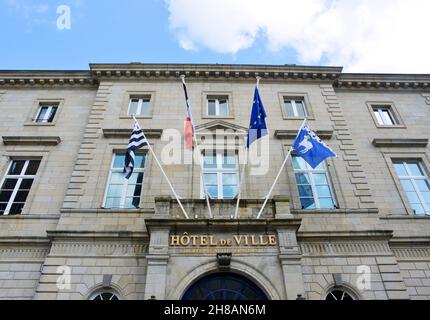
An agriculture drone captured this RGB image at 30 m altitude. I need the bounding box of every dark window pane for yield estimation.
[0,191,13,202]
[298,185,313,197]
[132,197,140,208]
[26,160,41,175]
[0,203,7,211]
[9,203,24,215]
[300,198,316,210]
[48,107,58,123]
[2,179,17,190]
[20,179,34,190]
[14,191,29,202]
[8,160,25,175]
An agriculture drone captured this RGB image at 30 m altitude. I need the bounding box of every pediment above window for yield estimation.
[195,120,248,135]
[2,136,61,146]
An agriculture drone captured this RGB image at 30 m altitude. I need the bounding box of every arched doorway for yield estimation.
[182,272,269,300]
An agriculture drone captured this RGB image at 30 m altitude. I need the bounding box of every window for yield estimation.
[292,156,335,210]
[284,98,307,118]
[394,160,430,215]
[372,106,397,126]
[0,159,41,215]
[202,151,238,199]
[325,288,356,301]
[104,153,145,209]
[90,290,120,300]
[207,96,229,117]
[34,104,58,123]
[128,96,151,116]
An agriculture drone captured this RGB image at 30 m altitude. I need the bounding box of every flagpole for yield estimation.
[132,115,190,219]
[233,76,262,219]
[256,118,307,219]
[180,75,213,219]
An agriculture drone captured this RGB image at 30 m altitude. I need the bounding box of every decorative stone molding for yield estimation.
[392,247,430,260]
[372,138,429,148]
[90,63,343,82]
[0,238,50,261]
[2,136,61,146]
[49,241,147,257]
[298,230,393,256]
[337,74,430,90]
[102,128,163,139]
[0,247,49,261]
[274,129,333,140]
[0,71,96,87]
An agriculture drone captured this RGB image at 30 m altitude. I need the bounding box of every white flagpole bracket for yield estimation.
[256,118,307,219]
[132,115,190,219]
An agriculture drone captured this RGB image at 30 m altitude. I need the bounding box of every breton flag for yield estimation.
[182,82,194,150]
[123,122,148,179]
[292,124,337,169]
[246,86,268,148]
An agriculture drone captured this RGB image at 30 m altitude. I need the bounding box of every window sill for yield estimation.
[201,115,235,120]
[380,215,430,220]
[291,208,379,215]
[282,116,315,120]
[374,125,407,129]
[119,115,153,119]
[24,122,56,127]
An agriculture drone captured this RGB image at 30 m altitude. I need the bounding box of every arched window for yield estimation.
[89,289,120,301]
[325,287,357,301]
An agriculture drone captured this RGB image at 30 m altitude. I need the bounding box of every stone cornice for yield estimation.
[372,138,429,148]
[145,218,302,233]
[337,73,430,90]
[102,128,163,139]
[2,136,61,146]
[0,70,96,87]
[46,230,149,241]
[297,230,393,242]
[90,63,343,82]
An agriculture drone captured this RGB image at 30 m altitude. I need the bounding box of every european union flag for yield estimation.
[292,125,337,169]
[246,87,268,148]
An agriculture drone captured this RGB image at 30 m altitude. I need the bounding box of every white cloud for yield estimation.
[165,0,430,73]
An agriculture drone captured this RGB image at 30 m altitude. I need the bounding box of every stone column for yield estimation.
[278,228,305,300]
[144,227,170,300]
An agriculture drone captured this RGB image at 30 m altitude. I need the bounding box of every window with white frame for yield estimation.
[104,153,145,209]
[372,105,397,126]
[202,151,238,199]
[90,290,120,300]
[393,160,430,215]
[325,288,356,301]
[128,96,151,116]
[34,103,58,123]
[284,98,307,118]
[0,159,41,215]
[292,156,336,210]
[207,96,229,117]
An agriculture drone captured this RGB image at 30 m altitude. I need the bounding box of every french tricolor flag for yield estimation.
[182,81,194,150]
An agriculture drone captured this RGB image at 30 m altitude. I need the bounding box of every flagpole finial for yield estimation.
[256,76,262,87]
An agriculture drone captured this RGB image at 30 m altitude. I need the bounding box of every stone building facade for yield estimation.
[0,63,429,300]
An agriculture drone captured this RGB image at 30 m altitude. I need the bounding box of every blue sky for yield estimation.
[0,0,297,70]
[1,0,429,73]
